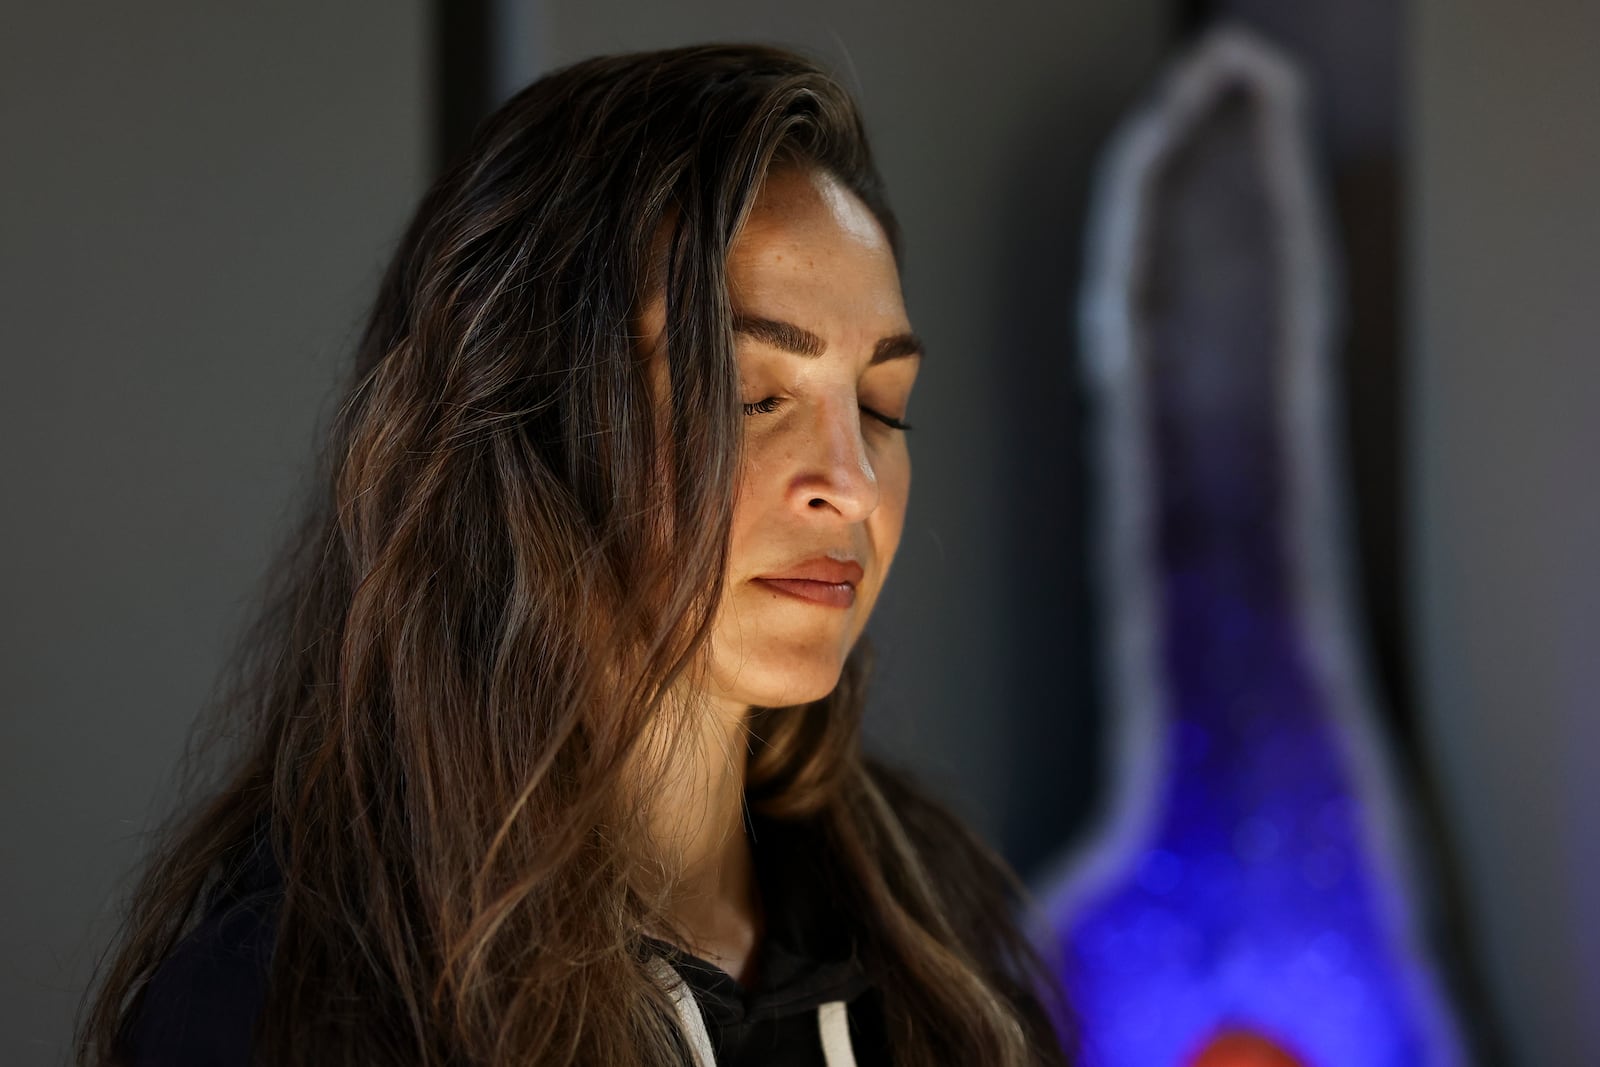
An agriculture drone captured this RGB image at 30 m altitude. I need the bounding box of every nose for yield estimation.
[786,393,880,523]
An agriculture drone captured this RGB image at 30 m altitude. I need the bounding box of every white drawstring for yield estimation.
[647,956,860,1067]
[649,956,718,1067]
[816,1000,859,1067]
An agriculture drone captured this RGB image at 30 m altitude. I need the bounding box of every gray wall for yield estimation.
[1412,0,1600,1064]
[0,5,428,1061]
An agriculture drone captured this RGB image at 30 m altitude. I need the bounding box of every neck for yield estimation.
[645,695,765,981]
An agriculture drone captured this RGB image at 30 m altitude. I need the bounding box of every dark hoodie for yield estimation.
[118,811,893,1066]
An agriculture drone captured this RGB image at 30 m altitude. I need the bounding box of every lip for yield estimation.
[754,556,864,609]
[757,556,864,586]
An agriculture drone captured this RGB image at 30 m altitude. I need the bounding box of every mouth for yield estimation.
[753,555,864,609]
[753,577,857,609]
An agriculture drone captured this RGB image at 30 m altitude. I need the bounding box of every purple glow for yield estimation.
[1040,30,1465,1067]
[1049,576,1434,1066]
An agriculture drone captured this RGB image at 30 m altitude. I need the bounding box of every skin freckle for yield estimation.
[700,164,912,713]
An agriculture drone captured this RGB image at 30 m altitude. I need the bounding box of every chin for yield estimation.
[751,677,840,709]
[707,594,866,708]
[716,650,847,709]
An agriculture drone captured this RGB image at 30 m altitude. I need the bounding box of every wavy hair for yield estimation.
[77,42,1078,1067]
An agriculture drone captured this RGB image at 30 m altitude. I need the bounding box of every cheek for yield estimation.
[726,439,776,561]
[873,447,911,559]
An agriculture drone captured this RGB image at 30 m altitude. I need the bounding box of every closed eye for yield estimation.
[741,396,913,432]
[864,407,914,431]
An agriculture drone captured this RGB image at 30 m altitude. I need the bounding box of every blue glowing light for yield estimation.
[1037,28,1466,1067]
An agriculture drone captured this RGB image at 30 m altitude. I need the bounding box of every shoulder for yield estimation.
[117,850,282,1066]
[858,754,1076,1054]
[854,754,1026,929]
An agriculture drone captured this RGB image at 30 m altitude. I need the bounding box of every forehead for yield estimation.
[726,168,907,326]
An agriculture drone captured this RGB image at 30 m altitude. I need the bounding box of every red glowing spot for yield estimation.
[1185,1027,1310,1067]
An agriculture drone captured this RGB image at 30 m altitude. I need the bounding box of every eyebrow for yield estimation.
[732,313,924,365]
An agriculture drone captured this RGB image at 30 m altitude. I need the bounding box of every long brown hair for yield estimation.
[78,42,1078,1067]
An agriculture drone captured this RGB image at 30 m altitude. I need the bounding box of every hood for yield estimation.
[644,809,885,1066]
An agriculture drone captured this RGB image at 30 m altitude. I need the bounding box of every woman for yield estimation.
[78,42,1078,1067]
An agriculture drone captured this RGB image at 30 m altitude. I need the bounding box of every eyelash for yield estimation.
[741,397,914,432]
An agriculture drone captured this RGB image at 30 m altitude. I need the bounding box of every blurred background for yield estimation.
[2,2,1594,1065]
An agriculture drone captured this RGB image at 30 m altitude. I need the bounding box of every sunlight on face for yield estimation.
[640,166,920,719]
[713,167,920,710]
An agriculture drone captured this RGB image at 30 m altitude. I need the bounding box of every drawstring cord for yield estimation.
[816,999,860,1067]
[647,956,858,1067]
[649,956,717,1067]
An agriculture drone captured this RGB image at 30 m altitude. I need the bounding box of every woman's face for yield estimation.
[642,166,920,717]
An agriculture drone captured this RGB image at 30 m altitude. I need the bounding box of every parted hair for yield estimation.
[78,42,1078,1067]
